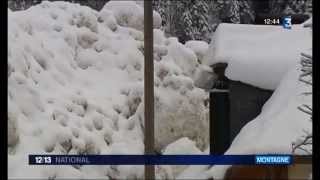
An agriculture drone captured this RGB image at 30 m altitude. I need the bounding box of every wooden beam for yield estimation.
[293,155,312,164]
[224,156,312,179]
[144,0,155,179]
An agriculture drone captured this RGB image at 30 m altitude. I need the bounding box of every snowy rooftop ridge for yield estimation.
[203,23,312,90]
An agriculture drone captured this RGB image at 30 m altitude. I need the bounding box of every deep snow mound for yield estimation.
[8,1,208,179]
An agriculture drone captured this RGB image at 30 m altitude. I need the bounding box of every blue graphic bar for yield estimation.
[29,155,292,165]
[255,155,292,165]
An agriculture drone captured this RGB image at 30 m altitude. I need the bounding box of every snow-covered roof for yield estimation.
[203,23,312,90]
[182,22,313,179]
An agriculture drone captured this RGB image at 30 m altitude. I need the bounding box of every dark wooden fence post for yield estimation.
[209,63,230,155]
[144,1,155,179]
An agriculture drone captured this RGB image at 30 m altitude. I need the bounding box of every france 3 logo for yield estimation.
[282,16,292,29]
[35,156,52,164]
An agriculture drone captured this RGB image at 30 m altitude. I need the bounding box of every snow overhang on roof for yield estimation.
[203,23,312,90]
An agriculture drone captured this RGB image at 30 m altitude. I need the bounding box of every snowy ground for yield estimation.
[8,1,209,179]
[8,1,312,179]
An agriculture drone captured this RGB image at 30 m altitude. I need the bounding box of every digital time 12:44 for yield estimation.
[264,18,281,25]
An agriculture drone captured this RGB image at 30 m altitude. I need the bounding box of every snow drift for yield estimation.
[8,1,208,179]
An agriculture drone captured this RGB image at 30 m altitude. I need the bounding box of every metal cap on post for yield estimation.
[209,63,230,155]
[144,0,155,179]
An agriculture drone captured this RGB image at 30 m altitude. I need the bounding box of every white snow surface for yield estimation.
[180,57,312,179]
[185,40,209,63]
[8,1,208,179]
[180,21,313,179]
[8,1,312,179]
[203,23,312,90]
[103,0,162,31]
[156,137,204,179]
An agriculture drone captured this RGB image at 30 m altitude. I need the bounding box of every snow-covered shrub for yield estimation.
[165,38,198,78]
[157,137,203,178]
[102,1,161,31]
[8,1,209,179]
[154,29,166,45]
[185,40,209,63]
[76,28,98,49]
[154,87,209,152]
[98,9,118,31]
[73,8,99,33]
[103,1,144,31]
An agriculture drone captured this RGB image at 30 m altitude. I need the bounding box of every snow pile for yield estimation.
[8,1,208,179]
[103,1,161,31]
[185,40,209,63]
[156,137,203,179]
[203,23,312,90]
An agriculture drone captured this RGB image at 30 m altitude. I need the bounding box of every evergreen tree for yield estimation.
[305,0,312,15]
[206,0,225,31]
[240,0,255,23]
[284,0,312,15]
[218,0,255,24]
[229,0,241,23]
[269,0,288,14]
[153,0,212,43]
[269,0,312,15]
[180,1,194,41]
[191,0,211,40]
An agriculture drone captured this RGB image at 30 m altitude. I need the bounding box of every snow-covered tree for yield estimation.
[176,1,211,42]
[292,20,312,155]
[284,0,312,15]
[206,0,225,31]
[153,0,178,37]
[190,0,212,40]
[240,0,255,23]
[228,0,241,23]
[153,0,212,43]
[292,51,312,155]
[269,0,288,14]
[269,0,312,15]
[153,0,311,42]
[305,0,313,15]
[218,0,255,24]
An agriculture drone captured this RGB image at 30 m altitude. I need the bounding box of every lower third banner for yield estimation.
[29,155,292,165]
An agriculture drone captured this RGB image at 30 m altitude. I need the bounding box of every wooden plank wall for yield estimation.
[224,156,312,180]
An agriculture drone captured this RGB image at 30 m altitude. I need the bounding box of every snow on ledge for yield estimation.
[203,23,312,90]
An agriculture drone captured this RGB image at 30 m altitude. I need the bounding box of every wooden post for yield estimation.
[144,1,155,179]
[210,63,230,155]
